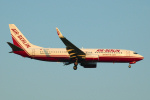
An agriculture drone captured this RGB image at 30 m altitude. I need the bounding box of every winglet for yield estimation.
[56,27,64,38]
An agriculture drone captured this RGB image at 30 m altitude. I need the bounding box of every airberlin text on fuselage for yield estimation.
[11,29,31,48]
[96,49,120,52]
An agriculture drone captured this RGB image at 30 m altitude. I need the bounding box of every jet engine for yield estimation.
[80,62,97,68]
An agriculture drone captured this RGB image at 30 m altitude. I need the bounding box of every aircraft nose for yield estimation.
[140,56,144,60]
[141,56,144,60]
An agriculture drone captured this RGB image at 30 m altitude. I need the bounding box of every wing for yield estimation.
[56,28,85,59]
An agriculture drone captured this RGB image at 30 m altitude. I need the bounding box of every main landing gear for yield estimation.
[73,59,78,70]
[128,64,131,68]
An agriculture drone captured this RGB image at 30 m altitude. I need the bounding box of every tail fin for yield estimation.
[9,24,41,49]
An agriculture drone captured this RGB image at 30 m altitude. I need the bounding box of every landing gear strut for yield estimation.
[73,59,78,70]
[128,64,131,68]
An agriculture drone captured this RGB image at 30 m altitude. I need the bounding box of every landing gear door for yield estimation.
[126,51,130,56]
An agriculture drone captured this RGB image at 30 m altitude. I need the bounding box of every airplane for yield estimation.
[7,24,144,70]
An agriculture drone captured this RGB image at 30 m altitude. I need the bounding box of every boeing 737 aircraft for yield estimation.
[7,24,144,70]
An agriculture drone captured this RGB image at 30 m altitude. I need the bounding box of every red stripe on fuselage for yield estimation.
[32,55,70,62]
[31,55,143,63]
[33,56,70,62]
[99,56,143,62]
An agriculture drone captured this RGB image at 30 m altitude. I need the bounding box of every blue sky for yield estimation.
[0,0,150,100]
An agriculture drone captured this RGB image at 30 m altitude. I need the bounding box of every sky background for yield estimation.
[0,0,150,100]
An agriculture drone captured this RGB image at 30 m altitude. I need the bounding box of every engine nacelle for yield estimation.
[80,62,97,68]
[63,62,72,65]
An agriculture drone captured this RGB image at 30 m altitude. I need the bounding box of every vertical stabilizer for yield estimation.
[9,24,41,49]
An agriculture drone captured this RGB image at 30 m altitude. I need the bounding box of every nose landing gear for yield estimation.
[128,64,131,68]
[128,61,136,68]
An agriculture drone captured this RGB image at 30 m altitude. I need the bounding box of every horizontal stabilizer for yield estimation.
[7,42,24,52]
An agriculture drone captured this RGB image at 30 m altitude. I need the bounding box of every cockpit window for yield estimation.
[133,52,138,54]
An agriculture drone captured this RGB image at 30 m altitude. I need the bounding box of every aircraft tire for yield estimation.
[128,65,131,68]
[73,66,77,70]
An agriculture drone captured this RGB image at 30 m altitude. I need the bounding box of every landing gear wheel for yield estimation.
[73,66,77,70]
[73,58,78,70]
[128,65,131,68]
